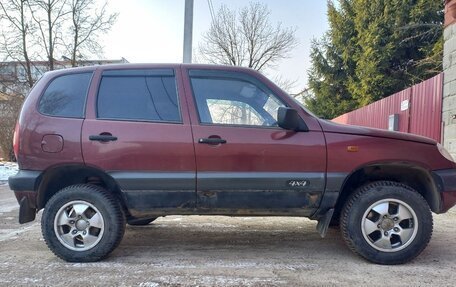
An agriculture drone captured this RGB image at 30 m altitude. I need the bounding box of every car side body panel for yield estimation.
[181,67,328,215]
[16,69,95,170]
[8,64,456,223]
[81,65,197,214]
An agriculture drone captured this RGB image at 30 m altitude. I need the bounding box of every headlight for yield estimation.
[438,143,455,162]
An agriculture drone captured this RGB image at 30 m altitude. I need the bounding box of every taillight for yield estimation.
[13,122,19,159]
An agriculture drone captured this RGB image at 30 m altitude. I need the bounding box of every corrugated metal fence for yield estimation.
[332,73,443,142]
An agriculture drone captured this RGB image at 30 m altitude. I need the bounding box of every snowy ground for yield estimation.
[0,182,455,286]
[0,162,18,182]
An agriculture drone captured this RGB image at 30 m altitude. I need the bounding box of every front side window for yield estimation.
[206,99,264,125]
[97,71,180,122]
[38,72,92,118]
[190,76,284,127]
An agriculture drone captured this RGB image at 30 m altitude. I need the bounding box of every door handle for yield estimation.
[198,138,227,145]
[89,134,118,142]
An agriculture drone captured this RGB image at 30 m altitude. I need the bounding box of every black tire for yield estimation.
[41,184,126,262]
[328,214,340,229]
[127,217,157,226]
[340,181,433,265]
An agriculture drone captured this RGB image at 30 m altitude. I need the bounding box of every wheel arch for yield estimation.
[333,163,441,218]
[36,164,127,213]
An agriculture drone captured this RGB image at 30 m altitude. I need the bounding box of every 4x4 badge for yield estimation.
[287,180,309,187]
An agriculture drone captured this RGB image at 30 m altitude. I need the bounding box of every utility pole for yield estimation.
[183,0,194,63]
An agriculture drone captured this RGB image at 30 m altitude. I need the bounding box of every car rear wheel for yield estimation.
[41,184,126,262]
[340,181,433,265]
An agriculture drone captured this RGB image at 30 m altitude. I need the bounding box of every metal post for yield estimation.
[183,0,194,63]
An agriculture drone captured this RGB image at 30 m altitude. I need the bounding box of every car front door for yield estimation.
[183,68,327,216]
[82,67,196,215]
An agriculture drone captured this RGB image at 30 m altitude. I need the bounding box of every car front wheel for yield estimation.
[340,181,433,265]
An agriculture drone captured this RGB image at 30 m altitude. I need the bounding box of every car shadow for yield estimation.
[112,216,354,264]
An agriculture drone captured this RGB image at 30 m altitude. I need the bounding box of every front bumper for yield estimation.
[8,170,41,224]
[432,169,456,213]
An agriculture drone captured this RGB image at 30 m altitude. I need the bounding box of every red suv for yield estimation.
[8,64,456,264]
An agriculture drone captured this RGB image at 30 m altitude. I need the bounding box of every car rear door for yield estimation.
[182,68,327,216]
[82,66,196,215]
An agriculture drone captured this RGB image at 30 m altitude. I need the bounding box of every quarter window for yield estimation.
[97,72,180,122]
[38,73,92,118]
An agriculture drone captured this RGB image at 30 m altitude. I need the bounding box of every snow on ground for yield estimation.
[0,162,18,182]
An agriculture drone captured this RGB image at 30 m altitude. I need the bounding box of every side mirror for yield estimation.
[277,107,308,132]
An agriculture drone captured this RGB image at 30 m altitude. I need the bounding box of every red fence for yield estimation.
[332,73,443,142]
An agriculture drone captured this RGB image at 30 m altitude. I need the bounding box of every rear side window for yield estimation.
[38,73,92,118]
[97,70,180,122]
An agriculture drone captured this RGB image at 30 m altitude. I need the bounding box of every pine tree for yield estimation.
[306,0,443,119]
[306,0,357,118]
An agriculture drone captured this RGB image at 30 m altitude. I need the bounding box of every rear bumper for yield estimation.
[8,170,41,192]
[432,169,456,213]
[8,170,41,224]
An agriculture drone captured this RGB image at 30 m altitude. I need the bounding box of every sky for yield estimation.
[101,0,329,94]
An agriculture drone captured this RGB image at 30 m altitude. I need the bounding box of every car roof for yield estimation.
[43,63,256,76]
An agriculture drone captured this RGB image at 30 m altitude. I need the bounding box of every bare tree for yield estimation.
[0,1,35,161]
[0,93,23,161]
[29,0,71,70]
[199,2,298,71]
[0,0,34,87]
[271,75,297,94]
[0,0,117,161]
[67,0,118,66]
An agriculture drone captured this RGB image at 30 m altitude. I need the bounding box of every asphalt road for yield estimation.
[1,183,456,286]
